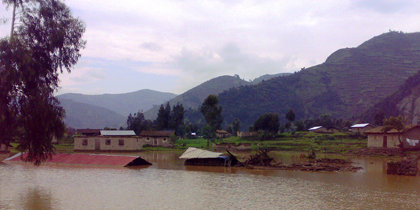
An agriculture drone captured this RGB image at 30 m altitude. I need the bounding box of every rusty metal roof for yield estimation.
[5,153,151,167]
[140,130,174,137]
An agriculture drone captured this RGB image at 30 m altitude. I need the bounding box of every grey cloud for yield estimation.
[173,42,293,92]
[351,0,417,14]
[139,42,163,52]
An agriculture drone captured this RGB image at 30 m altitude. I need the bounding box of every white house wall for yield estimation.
[74,136,145,151]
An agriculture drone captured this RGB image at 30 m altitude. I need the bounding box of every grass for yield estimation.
[8,132,367,154]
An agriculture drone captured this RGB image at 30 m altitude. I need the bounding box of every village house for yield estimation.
[74,130,144,152]
[139,130,175,147]
[0,143,11,153]
[216,130,231,138]
[365,125,420,149]
[237,131,257,138]
[351,123,374,134]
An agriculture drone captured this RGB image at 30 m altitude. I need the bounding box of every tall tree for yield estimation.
[127,111,152,135]
[201,94,223,139]
[232,118,241,136]
[170,103,185,136]
[0,0,86,165]
[286,108,296,123]
[164,102,171,129]
[156,104,166,130]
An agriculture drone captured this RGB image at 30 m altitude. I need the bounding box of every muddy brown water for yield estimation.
[1,151,419,210]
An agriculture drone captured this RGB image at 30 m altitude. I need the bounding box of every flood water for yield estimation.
[1,151,419,210]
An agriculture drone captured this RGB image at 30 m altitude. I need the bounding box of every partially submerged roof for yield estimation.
[140,130,174,137]
[308,126,322,131]
[179,147,224,159]
[351,123,370,128]
[100,130,136,136]
[5,153,151,167]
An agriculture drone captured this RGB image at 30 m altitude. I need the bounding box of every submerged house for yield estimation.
[351,123,374,134]
[179,147,238,166]
[139,130,174,147]
[365,125,420,150]
[74,130,144,152]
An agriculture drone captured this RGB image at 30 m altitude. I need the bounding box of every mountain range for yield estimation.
[143,73,290,119]
[58,73,288,128]
[59,31,420,130]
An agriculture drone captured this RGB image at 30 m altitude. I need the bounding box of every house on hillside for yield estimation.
[365,125,420,149]
[139,130,175,147]
[74,130,144,151]
[351,123,374,134]
[216,130,231,138]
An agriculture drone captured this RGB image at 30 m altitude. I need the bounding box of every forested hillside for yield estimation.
[144,74,289,120]
[362,70,420,125]
[217,32,420,129]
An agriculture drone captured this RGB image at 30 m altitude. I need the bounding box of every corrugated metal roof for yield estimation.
[5,153,151,167]
[308,126,322,131]
[179,147,223,159]
[100,130,136,136]
[351,123,370,128]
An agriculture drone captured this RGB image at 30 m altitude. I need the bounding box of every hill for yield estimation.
[217,31,420,129]
[60,99,127,129]
[57,89,176,117]
[143,74,290,120]
[362,70,420,125]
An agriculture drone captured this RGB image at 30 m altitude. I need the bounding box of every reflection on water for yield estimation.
[21,187,54,210]
[0,151,419,209]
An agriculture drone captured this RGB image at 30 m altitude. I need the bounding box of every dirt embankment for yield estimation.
[347,148,404,157]
[250,158,362,172]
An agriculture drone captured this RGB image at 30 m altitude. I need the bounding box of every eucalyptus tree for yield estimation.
[0,0,86,165]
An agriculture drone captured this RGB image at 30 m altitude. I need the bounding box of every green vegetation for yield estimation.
[218,32,420,129]
[1,0,86,165]
[173,132,366,154]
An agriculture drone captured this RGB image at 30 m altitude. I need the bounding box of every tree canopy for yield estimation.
[253,113,280,134]
[200,94,223,138]
[0,0,86,165]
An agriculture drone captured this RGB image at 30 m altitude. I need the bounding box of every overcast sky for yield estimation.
[1,0,420,95]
